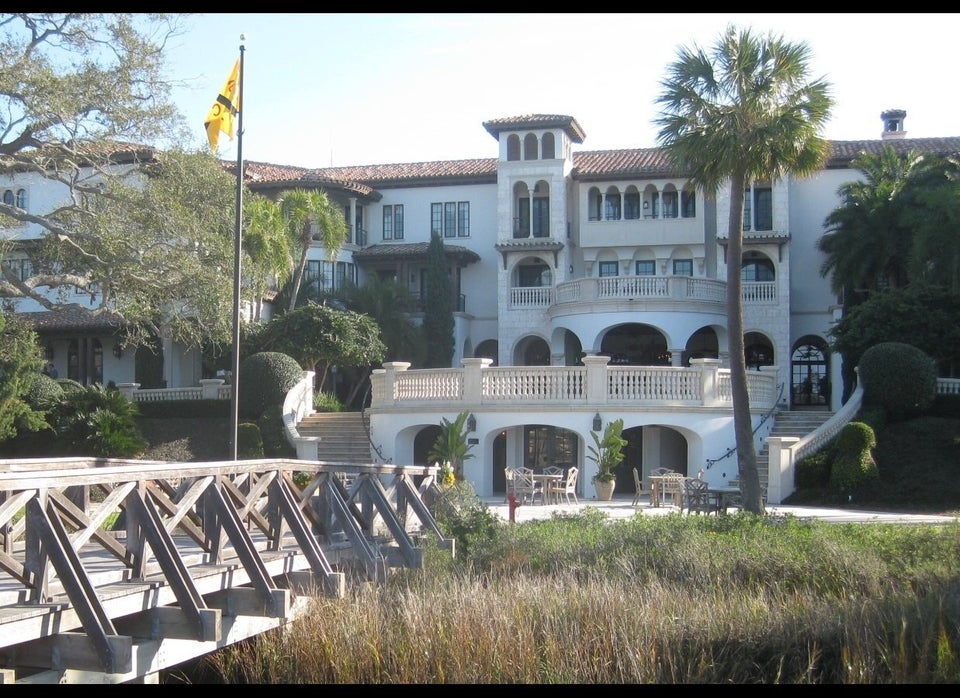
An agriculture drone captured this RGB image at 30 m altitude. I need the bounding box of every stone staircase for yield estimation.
[295,411,375,464]
[751,409,834,490]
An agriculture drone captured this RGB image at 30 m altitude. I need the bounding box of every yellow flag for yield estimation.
[204,58,240,152]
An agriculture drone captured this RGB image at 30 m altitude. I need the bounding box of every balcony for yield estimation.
[370,356,779,412]
[508,276,777,312]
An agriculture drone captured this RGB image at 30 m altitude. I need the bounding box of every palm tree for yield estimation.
[243,194,290,322]
[427,411,475,481]
[818,146,927,302]
[654,25,833,514]
[280,189,348,312]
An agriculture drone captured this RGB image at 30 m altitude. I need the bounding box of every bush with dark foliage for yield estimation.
[237,351,304,419]
[858,342,936,422]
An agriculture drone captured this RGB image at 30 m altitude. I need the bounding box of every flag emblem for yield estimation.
[205,59,240,151]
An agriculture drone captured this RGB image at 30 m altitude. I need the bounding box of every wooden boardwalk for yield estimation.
[0,457,450,684]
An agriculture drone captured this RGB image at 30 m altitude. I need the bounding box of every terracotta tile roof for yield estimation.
[482,114,586,143]
[239,159,497,199]
[352,241,481,265]
[572,148,681,179]
[19,309,126,333]
[823,138,960,168]
[227,135,960,194]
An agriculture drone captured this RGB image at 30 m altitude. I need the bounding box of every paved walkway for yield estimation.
[482,494,960,525]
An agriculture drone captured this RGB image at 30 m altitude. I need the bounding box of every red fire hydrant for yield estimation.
[507,491,521,523]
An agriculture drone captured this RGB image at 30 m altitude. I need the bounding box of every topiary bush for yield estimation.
[258,404,296,458]
[237,422,264,459]
[856,404,888,433]
[829,421,878,495]
[857,342,936,422]
[237,351,304,419]
[794,449,833,489]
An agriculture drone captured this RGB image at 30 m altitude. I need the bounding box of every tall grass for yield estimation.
[188,491,960,684]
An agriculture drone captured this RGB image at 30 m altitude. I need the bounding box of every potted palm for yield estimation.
[587,417,626,501]
[427,411,475,482]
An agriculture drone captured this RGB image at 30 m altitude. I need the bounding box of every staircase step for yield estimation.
[296,412,374,464]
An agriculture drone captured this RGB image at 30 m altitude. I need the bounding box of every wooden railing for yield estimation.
[0,457,448,683]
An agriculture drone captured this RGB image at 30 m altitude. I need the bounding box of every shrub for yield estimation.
[829,421,878,494]
[55,377,86,397]
[857,342,936,422]
[931,393,960,418]
[237,351,304,419]
[258,404,296,458]
[24,371,64,410]
[794,449,832,489]
[48,384,147,457]
[314,391,343,412]
[857,404,888,432]
[237,422,264,459]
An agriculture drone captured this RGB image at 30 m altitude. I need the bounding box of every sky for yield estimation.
[164,13,960,169]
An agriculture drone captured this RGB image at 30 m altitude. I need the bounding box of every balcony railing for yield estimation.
[512,276,777,309]
[370,357,780,411]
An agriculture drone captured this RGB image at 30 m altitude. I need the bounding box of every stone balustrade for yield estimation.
[370,356,780,411]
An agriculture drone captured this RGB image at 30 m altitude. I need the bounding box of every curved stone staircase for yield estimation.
[750,409,834,491]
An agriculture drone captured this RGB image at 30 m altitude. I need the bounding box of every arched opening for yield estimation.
[587,186,602,221]
[744,332,775,371]
[514,257,552,288]
[741,252,775,281]
[542,132,555,159]
[791,337,829,409]
[517,336,550,366]
[683,327,719,366]
[475,339,499,365]
[506,134,521,161]
[414,425,442,466]
[600,324,670,366]
[662,184,679,219]
[563,330,583,366]
[523,133,538,160]
[603,186,621,221]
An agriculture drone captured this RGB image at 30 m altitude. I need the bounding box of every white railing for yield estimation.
[118,379,230,402]
[482,366,586,402]
[370,357,779,411]
[937,378,960,395]
[741,281,777,303]
[509,286,553,308]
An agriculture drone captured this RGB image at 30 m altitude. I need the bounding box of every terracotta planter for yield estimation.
[595,479,616,501]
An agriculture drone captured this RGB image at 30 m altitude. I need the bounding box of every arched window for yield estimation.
[516,259,551,287]
[681,187,696,218]
[506,134,521,161]
[542,132,555,159]
[604,187,621,221]
[523,133,538,160]
[662,186,679,219]
[2,190,13,205]
[587,187,602,221]
[791,339,829,407]
[624,186,641,219]
[15,189,26,209]
[741,256,775,281]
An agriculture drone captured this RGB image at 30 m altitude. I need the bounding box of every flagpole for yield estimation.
[229,36,246,461]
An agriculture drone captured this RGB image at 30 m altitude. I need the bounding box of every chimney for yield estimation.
[881,109,907,140]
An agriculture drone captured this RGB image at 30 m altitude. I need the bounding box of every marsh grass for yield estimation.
[190,504,960,684]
